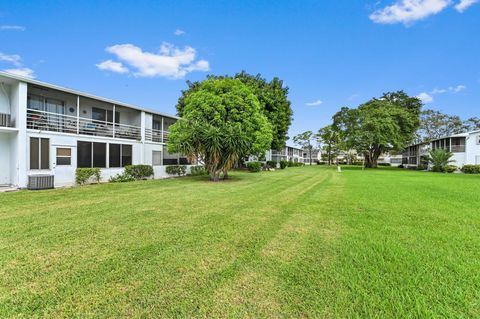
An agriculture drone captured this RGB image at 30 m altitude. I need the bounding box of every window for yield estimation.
[30,137,49,169]
[152,151,162,166]
[109,144,131,167]
[92,107,119,123]
[56,148,71,166]
[122,144,132,166]
[109,144,121,167]
[77,141,106,168]
[93,143,106,168]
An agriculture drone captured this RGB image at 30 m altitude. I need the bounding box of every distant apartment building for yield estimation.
[0,72,192,189]
[403,130,480,168]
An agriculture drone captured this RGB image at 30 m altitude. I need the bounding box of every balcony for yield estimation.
[27,109,141,141]
[145,128,169,144]
[451,145,466,153]
[0,113,12,127]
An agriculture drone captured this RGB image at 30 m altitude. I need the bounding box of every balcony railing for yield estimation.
[27,109,141,141]
[451,145,466,153]
[0,113,12,127]
[145,128,169,143]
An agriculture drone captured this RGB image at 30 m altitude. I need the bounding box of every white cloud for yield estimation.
[0,53,22,66]
[306,100,323,106]
[98,42,209,79]
[455,0,479,12]
[0,25,26,31]
[174,29,185,36]
[4,68,35,78]
[450,84,466,93]
[417,92,434,103]
[96,59,129,73]
[369,0,451,24]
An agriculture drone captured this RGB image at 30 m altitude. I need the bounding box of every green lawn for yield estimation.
[1,166,479,318]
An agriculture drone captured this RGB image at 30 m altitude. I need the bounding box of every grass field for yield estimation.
[0,166,479,318]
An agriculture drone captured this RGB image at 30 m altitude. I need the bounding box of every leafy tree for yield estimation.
[427,149,454,172]
[317,125,341,165]
[465,117,480,131]
[293,131,316,164]
[168,78,272,182]
[332,91,422,168]
[176,71,293,151]
[417,109,467,141]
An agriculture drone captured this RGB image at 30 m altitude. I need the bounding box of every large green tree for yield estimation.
[176,72,293,150]
[418,109,480,142]
[332,91,422,168]
[317,125,341,165]
[167,78,272,181]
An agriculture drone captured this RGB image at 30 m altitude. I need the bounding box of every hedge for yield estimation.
[75,168,101,185]
[124,165,154,180]
[166,165,187,176]
[190,166,208,176]
[246,161,262,172]
[462,164,480,174]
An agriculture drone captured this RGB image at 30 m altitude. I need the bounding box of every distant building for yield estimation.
[403,130,480,168]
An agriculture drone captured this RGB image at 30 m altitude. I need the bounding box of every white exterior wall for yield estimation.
[0,134,10,185]
[466,132,480,165]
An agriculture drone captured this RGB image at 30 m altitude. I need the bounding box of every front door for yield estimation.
[53,145,76,187]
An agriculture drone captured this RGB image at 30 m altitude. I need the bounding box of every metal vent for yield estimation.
[0,113,10,127]
[28,175,54,190]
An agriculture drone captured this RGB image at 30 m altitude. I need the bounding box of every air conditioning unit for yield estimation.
[28,175,54,190]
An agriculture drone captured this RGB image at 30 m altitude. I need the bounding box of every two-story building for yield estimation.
[0,72,191,189]
[402,131,480,168]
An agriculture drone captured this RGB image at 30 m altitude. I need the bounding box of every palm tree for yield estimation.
[427,149,454,172]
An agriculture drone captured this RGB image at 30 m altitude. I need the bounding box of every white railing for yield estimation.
[145,128,169,143]
[27,109,141,141]
[0,112,11,127]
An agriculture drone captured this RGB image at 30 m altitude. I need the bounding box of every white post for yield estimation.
[76,96,80,134]
[112,104,116,138]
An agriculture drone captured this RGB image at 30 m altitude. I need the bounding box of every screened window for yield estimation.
[109,144,121,168]
[92,107,119,123]
[30,137,49,169]
[56,148,71,166]
[77,141,106,168]
[93,143,106,168]
[122,145,132,166]
[152,151,162,166]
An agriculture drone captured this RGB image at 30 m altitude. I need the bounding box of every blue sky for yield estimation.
[0,0,479,141]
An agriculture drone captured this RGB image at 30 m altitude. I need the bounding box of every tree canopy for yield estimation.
[176,71,293,151]
[332,91,422,168]
[418,109,480,142]
[167,78,272,181]
[293,131,316,164]
[317,125,341,165]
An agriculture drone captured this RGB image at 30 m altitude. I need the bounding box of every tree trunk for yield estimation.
[223,169,229,180]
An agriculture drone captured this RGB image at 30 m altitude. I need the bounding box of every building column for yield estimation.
[15,82,28,188]
[140,111,146,164]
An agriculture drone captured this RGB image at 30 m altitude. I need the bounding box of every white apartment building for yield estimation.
[402,131,480,168]
[0,72,191,189]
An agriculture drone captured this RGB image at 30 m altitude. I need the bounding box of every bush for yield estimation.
[124,165,154,180]
[445,165,457,173]
[266,161,277,168]
[109,172,136,183]
[398,164,404,169]
[75,168,101,185]
[190,166,208,176]
[166,165,187,176]
[279,160,289,169]
[462,164,480,174]
[247,161,262,172]
[378,163,391,167]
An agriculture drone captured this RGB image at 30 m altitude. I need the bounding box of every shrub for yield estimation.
[287,161,294,167]
[166,165,187,176]
[190,166,208,176]
[266,161,277,168]
[75,168,101,185]
[398,164,404,169]
[109,172,136,183]
[247,161,262,172]
[427,149,454,172]
[279,160,289,169]
[462,164,480,174]
[445,165,457,173]
[124,165,154,180]
[378,163,391,167]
